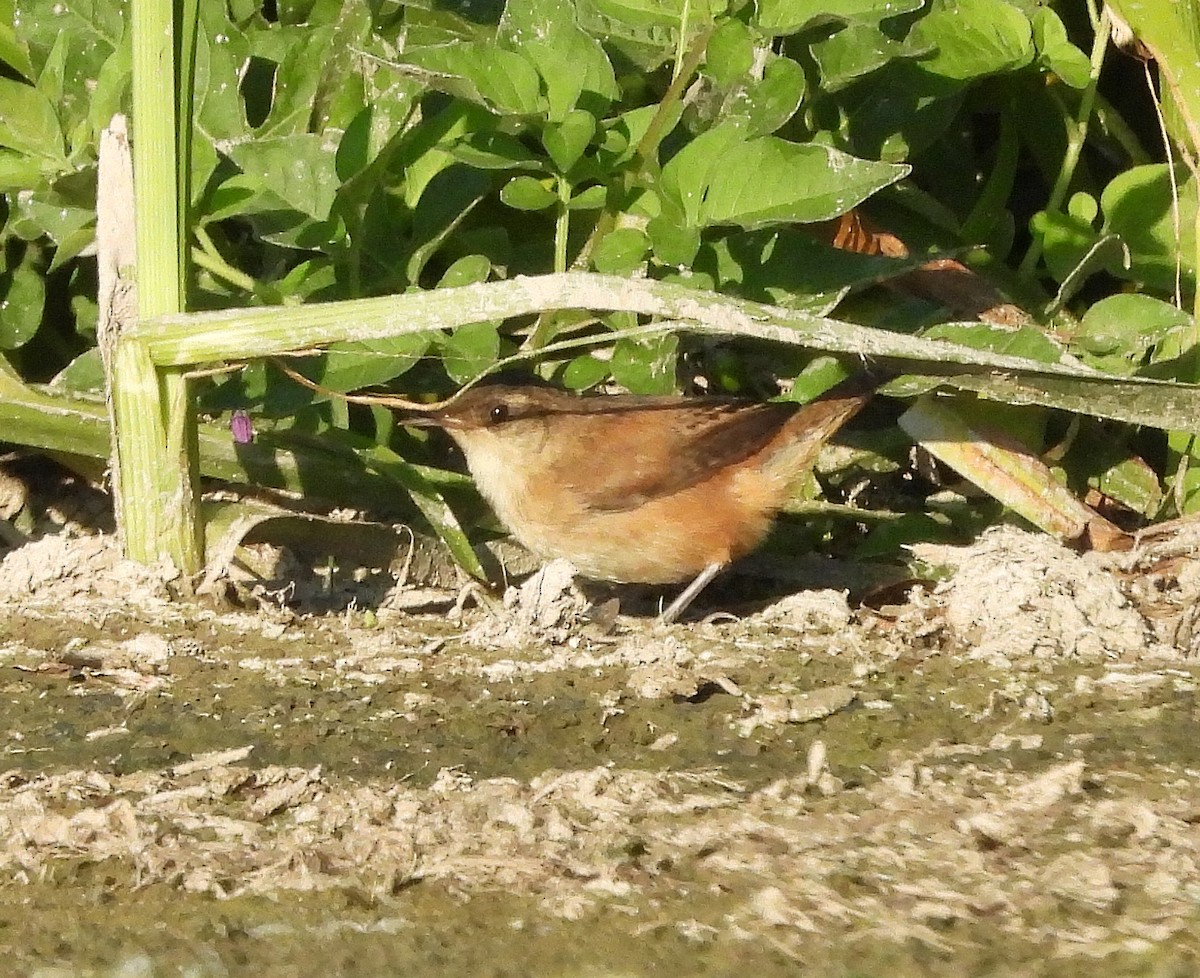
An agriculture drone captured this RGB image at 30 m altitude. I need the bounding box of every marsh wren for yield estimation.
[401,382,870,622]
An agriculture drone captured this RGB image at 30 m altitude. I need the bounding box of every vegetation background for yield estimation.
[1,0,1197,566]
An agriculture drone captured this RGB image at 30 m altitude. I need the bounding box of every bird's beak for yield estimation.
[396,409,463,431]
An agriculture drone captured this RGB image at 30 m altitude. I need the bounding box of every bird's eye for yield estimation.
[489,403,510,424]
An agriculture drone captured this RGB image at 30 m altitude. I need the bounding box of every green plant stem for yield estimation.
[1017,6,1111,283]
[573,27,713,270]
[131,2,182,320]
[1107,0,1200,337]
[554,174,571,274]
[115,0,203,574]
[111,336,169,550]
[132,271,1156,382]
[673,0,693,81]
[632,29,712,184]
[192,227,260,294]
[961,112,1018,247]
[0,371,435,515]
[1092,91,1154,166]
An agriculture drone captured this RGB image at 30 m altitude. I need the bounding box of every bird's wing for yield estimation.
[554,399,795,512]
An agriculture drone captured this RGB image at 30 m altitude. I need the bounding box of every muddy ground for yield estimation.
[3,508,1200,976]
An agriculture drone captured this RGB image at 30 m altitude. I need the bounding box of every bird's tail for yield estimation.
[760,376,875,485]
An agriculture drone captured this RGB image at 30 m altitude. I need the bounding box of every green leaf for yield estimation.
[296,335,434,395]
[452,130,544,170]
[14,0,124,52]
[10,195,94,270]
[335,106,373,181]
[0,77,64,161]
[274,259,338,302]
[610,333,679,394]
[910,0,1035,81]
[711,136,908,228]
[88,41,132,150]
[0,148,44,191]
[1030,7,1091,89]
[569,184,608,209]
[438,254,493,288]
[0,8,36,81]
[699,228,914,313]
[0,254,45,350]
[755,0,923,35]
[812,22,913,91]
[404,165,492,282]
[259,25,340,137]
[226,134,340,221]
[840,59,966,161]
[664,125,910,229]
[402,43,544,116]
[543,108,596,172]
[193,9,252,143]
[439,321,501,383]
[399,101,483,210]
[200,179,259,224]
[49,348,105,394]
[706,19,755,87]
[592,0,727,30]
[785,356,853,403]
[322,337,433,391]
[501,174,559,210]
[1101,164,1197,295]
[1074,293,1193,374]
[600,104,681,169]
[591,226,650,274]
[499,0,619,120]
[35,27,69,109]
[1030,208,1101,285]
[647,215,701,266]
[561,352,611,390]
[740,55,806,136]
[922,322,1065,363]
[15,0,119,154]
[659,122,747,227]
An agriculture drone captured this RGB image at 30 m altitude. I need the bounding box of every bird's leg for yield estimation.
[658,562,724,624]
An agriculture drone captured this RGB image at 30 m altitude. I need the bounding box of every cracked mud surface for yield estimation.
[3,522,1200,976]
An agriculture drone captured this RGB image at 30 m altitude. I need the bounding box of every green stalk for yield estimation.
[673,0,693,81]
[111,337,168,557]
[120,0,201,572]
[0,360,111,457]
[177,0,200,281]
[554,174,571,273]
[133,271,1200,432]
[573,27,712,270]
[161,361,203,568]
[133,271,1149,378]
[193,227,260,294]
[1017,7,1111,282]
[0,362,429,513]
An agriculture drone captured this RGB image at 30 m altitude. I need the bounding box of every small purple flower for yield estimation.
[230,410,254,445]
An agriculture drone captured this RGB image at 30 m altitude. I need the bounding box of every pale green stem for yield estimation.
[573,28,712,271]
[673,0,693,81]
[193,226,260,294]
[555,174,571,274]
[1018,7,1111,282]
[120,0,202,573]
